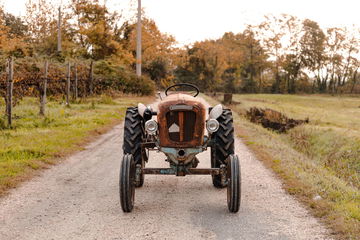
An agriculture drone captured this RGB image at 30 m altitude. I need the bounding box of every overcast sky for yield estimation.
[3,0,360,45]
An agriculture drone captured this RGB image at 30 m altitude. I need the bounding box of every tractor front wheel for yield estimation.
[227,154,241,213]
[120,154,136,212]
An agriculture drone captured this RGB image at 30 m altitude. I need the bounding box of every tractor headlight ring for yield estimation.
[206,119,219,133]
[145,120,158,135]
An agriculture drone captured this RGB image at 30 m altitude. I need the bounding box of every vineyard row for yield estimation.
[1,58,96,127]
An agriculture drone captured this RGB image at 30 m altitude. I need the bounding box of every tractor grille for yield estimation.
[166,111,196,142]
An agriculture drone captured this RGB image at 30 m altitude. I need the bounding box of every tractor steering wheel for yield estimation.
[165,83,200,97]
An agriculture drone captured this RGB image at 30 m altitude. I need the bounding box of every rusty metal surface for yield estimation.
[188,168,220,175]
[143,168,220,175]
[159,146,204,164]
[141,142,156,148]
[157,93,206,148]
[143,168,176,175]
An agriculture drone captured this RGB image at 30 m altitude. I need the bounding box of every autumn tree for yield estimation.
[0,6,9,55]
[176,28,268,93]
[255,15,288,93]
[331,27,360,93]
[25,0,56,46]
[0,6,27,57]
[70,0,123,60]
[175,39,228,91]
[280,16,303,93]
[300,19,327,92]
[235,28,267,93]
[120,18,177,88]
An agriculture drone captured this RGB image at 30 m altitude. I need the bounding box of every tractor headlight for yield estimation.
[145,120,158,135]
[206,119,219,133]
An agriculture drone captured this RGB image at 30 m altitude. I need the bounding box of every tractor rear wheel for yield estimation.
[123,107,146,187]
[227,154,241,213]
[211,109,235,188]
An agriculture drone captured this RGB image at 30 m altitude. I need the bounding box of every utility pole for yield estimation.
[57,6,62,53]
[136,0,142,77]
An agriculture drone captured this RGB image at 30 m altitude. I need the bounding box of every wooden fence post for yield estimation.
[4,60,9,115]
[74,63,78,100]
[66,62,70,105]
[6,57,14,127]
[89,61,93,95]
[40,61,48,116]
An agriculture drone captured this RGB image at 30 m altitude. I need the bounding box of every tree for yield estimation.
[70,0,123,60]
[176,29,268,93]
[336,28,360,93]
[282,16,303,93]
[175,40,228,91]
[25,0,56,44]
[236,28,268,93]
[0,9,27,57]
[255,15,288,93]
[300,19,326,92]
[222,67,237,93]
[4,12,28,38]
[121,18,177,88]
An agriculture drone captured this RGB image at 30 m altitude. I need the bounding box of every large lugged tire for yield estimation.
[123,107,145,187]
[120,154,136,212]
[211,109,235,188]
[227,154,241,213]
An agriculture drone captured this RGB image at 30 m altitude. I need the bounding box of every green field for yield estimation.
[205,94,360,238]
[233,94,360,188]
[232,94,360,133]
[0,95,152,195]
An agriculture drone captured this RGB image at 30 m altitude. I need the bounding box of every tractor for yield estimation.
[120,83,241,213]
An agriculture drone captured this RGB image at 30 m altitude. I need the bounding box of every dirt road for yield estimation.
[0,99,332,240]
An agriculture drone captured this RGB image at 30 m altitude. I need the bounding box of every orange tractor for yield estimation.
[120,83,241,213]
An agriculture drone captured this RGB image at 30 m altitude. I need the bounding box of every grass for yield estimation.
[205,94,360,239]
[0,95,153,196]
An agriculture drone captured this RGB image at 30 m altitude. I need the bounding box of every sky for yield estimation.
[3,0,360,45]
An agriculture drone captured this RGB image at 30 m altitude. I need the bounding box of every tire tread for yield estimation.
[123,107,145,187]
[211,109,235,188]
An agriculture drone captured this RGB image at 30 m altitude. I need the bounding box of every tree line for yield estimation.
[175,14,360,94]
[0,0,176,99]
[1,1,360,96]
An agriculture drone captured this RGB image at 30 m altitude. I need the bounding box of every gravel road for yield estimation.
[0,99,332,240]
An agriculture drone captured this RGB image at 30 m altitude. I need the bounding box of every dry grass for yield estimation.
[204,94,360,239]
[0,95,154,196]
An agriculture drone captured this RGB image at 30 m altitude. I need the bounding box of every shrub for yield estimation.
[94,60,155,95]
[124,74,155,96]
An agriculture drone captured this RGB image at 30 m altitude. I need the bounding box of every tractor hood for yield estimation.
[157,93,206,148]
